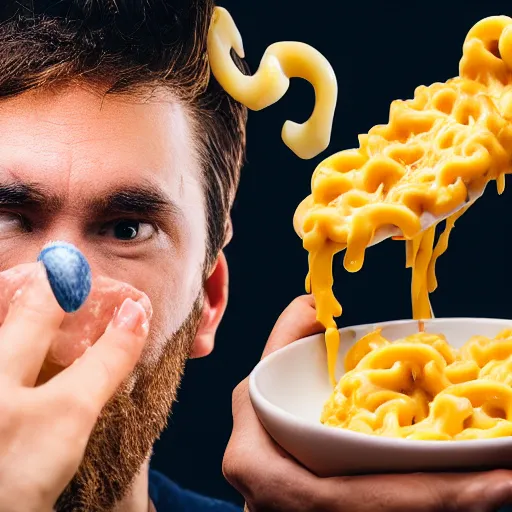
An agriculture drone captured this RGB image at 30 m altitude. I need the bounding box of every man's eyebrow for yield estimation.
[87,184,184,220]
[0,181,61,210]
[0,180,183,220]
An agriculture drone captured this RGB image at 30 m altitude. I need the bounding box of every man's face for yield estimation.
[0,84,211,510]
[0,84,207,360]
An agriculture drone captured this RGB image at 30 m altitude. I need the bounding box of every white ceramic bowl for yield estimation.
[249,318,512,477]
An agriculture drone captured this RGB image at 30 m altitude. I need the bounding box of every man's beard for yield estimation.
[55,296,203,512]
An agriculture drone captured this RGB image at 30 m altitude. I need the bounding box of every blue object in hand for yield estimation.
[37,241,92,313]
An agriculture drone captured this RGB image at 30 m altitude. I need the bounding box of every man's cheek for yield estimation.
[0,263,153,368]
[143,266,202,340]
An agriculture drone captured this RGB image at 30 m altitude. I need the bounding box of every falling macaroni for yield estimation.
[321,329,512,440]
[207,7,338,160]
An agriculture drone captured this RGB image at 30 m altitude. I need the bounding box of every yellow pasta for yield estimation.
[293,15,512,385]
[321,329,512,440]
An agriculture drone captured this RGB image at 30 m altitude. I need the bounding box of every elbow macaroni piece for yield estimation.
[207,7,338,160]
[295,15,512,385]
[322,329,512,440]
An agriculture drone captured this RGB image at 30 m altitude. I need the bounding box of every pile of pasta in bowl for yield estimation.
[322,328,512,440]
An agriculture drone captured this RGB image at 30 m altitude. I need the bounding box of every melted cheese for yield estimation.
[295,16,512,385]
[322,329,512,440]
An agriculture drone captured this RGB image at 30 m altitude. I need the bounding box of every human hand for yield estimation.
[0,263,149,512]
[223,295,512,512]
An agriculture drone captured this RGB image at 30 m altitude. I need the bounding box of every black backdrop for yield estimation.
[150,0,512,506]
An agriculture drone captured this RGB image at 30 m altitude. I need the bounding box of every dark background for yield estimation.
[151,0,512,506]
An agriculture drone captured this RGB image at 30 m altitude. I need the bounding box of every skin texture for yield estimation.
[0,84,229,511]
[223,295,512,512]
[0,263,153,370]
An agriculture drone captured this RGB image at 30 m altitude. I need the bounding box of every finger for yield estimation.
[224,378,320,511]
[447,469,512,512]
[0,262,65,386]
[321,469,512,512]
[262,295,324,359]
[224,296,325,506]
[44,298,149,422]
[229,296,322,450]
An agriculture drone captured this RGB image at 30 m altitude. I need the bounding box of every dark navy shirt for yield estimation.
[148,470,242,512]
[149,469,512,511]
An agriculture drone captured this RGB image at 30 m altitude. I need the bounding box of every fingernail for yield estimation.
[111,298,147,334]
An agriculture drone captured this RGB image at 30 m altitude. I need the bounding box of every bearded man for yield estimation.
[3,1,512,512]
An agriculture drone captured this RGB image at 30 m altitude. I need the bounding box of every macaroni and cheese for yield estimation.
[208,8,512,443]
[322,328,512,440]
[295,15,512,385]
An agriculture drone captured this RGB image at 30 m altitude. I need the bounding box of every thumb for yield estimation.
[262,295,324,359]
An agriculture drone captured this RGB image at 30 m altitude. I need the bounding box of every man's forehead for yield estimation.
[0,84,202,204]
[0,83,187,125]
[0,85,193,156]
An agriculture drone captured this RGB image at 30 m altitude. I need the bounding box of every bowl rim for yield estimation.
[249,317,512,450]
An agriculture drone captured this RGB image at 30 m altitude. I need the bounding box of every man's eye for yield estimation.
[99,220,156,242]
[0,213,25,235]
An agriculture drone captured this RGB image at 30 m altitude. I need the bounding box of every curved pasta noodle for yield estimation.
[207,7,338,159]
[322,329,512,440]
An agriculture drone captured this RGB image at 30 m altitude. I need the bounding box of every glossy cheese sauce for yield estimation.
[321,328,512,440]
[296,16,512,385]
[208,10,512,415]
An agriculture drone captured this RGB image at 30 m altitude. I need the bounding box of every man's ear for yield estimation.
[190,251,229,359]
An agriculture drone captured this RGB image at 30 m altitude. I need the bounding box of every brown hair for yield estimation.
[0,0,248,268]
